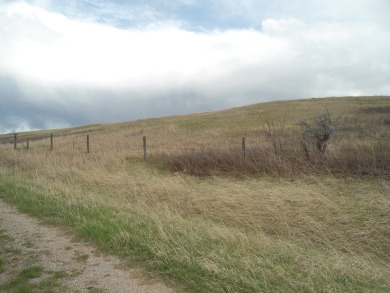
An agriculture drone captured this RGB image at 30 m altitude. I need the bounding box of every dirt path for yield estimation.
[0,199,178,293]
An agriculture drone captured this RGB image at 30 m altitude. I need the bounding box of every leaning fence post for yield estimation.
[242,137,246,158]
[86,134,90,153]
[143,136,147,160]
[13,133,17,150]
[50,133,53,151]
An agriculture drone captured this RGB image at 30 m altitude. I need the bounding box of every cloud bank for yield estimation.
[0,0,389,133]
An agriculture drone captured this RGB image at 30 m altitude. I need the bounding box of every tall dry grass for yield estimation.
[1,131,389,290]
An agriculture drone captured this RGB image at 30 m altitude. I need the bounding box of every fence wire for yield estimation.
[2,133,390,169]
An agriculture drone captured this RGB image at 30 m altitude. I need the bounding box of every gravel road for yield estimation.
[0,199,179,293]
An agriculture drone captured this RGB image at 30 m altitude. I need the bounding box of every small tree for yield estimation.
[300,109,341,160]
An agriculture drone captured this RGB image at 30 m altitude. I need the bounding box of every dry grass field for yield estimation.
[0,96,389,292]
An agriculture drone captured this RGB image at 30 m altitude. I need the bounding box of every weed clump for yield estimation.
[161,148,290,176]
[160,143,390,177]
[160,109,390,177]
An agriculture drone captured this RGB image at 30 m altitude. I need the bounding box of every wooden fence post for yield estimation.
[50,133,53,151]
[242,137,246,158]
[13,133,17,150]
[143,136,147,160]
[27,138,29,150]
[87,134,90,153]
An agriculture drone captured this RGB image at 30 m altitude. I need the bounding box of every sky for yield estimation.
[0,0,389,134]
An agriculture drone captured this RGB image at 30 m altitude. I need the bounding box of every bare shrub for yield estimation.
[300,109,342,160]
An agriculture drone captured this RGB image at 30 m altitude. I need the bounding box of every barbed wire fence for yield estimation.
[1,132,246,157]
[2,132,390,175]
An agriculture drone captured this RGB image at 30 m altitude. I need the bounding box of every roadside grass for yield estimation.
[19,266,44,279]
[0,173,389,292]
[0,218,68,293]
[0,221,68,292]
[0,96,389,292]
[0,258,4,274]
[38,270,68,291]
[0,265,67,293]
[0,229,9,274]
[74,253,89,263]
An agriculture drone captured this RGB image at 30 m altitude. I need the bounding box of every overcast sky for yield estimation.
[0,0,389,133]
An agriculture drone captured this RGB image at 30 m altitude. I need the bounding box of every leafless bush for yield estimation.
[300,109,342,160]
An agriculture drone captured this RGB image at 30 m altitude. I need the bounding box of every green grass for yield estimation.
[74,253,89,263]
[0,229,9,274]
[19,266,45,279]
[0,257,4,273]
[0,211,68,293]
[38,271,68,291]
[1,265,44,293]
[0,229,11,241]
[0,266,67,293]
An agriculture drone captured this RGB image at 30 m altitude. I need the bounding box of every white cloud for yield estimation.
[0,2,290,89]
[261,18,305,35]
[0,0,389,133]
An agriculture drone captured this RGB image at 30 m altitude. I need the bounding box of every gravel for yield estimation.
[0,199,179,293]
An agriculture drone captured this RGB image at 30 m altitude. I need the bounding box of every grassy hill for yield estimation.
[0,96,389,292]
[1,95,389,138]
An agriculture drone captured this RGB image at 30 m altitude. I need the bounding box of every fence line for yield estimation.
[2,133,390,170]
[4,132,256,158]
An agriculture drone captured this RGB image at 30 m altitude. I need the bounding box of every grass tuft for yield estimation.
[0,258,4,274]
[19,266,44,279]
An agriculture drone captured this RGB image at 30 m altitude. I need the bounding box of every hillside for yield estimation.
[2,95,389,176]
[0,96,389,292]
[1,95,389,140]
